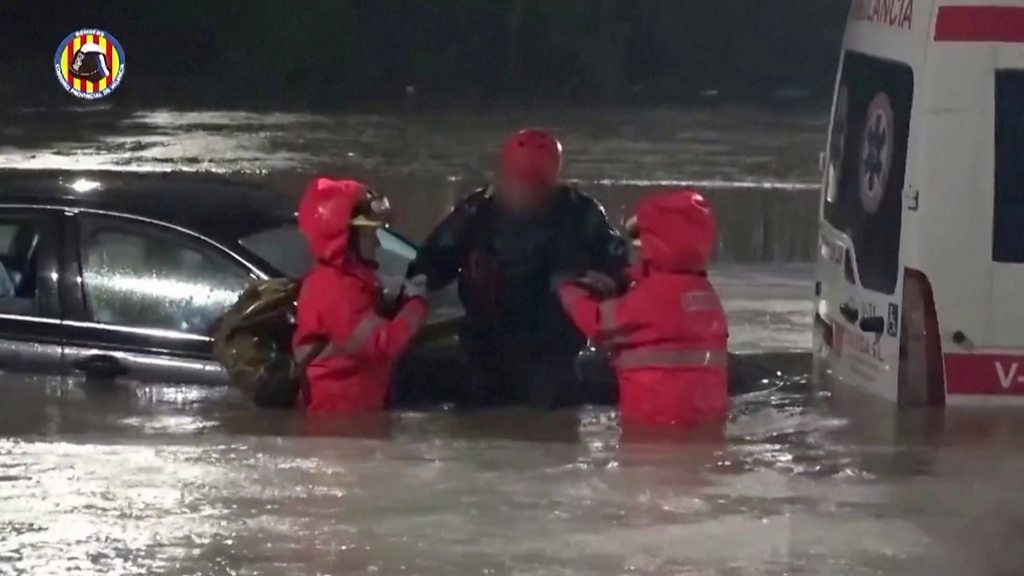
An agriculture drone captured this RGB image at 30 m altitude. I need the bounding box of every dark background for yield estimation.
[3,1,848,110]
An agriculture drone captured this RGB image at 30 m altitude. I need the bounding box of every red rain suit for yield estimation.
[293,178,428,415]
[559,191,728,426]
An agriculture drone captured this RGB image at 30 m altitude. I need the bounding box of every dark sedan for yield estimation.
[0,170,470,400]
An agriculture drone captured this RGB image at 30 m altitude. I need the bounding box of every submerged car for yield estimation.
[0,170,472,404]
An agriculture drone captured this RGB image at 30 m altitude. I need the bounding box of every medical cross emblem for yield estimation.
[864,114,887,192]
[859,92,895,215]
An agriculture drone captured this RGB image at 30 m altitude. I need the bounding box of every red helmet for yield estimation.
[499,128,563,193]
[351,187,392,228]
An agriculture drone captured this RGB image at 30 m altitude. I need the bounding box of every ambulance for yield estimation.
[814,0,1024,406]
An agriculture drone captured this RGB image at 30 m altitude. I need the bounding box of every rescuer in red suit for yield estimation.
[293,177,430,415]
[409,128,629,408]
[557,190,729,427]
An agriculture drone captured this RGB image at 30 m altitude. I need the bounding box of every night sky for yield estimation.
[2,1,849,110]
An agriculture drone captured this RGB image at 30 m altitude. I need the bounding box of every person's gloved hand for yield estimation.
[403,274,429,301]
[550,270,577,293]
[404,260,421,280]
[572,270,619,300]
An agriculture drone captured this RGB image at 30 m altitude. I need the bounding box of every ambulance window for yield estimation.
[823,53,913,295]
[993,72,1024,263]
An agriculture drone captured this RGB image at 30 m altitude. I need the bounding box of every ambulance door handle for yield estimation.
[952,330,974,349]
[839,303,859,323]
[905,187,920,211]
[859,316,885,335]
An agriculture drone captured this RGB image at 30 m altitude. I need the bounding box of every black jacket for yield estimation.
[411,185,628,353]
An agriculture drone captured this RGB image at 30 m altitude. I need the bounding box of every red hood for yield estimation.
[298,177,367,266]
[636,190,717,273]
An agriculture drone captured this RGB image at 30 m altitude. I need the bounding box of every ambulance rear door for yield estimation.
[920,3,1024,398]
[921,4,1024,350]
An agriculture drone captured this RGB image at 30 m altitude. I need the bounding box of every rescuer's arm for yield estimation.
[407,189,489,291]
[556,282,640,343]
[578,196,631,293]
[557,283,603,340]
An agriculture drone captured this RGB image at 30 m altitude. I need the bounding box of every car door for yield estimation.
[61,212,257,386]
[0,206,62,376]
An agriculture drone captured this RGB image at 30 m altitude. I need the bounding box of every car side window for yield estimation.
[79,216,254,335]
[238,225,415,294]
[0,213,45,316]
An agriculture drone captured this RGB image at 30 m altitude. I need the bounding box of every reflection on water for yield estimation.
[0,265,1019,575]
[3,373,1024,576]
[0,107,824,187]
[0,107,824,260]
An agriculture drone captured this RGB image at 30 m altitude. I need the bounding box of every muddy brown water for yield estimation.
[2,108,1023,575]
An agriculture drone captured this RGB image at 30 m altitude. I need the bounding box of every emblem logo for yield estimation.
[54,29,125,100]
[859,92,895,214]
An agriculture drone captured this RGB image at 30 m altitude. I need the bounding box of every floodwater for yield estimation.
[2,107,1024,575]
[0,106,823,260]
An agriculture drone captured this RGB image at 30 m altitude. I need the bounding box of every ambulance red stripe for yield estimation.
[934,5,1024,43]
[945,353,1024,395]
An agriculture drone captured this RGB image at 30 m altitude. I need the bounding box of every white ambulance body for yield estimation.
[815,0,1024,406]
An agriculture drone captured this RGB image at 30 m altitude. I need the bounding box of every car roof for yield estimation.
[0,169,298,243]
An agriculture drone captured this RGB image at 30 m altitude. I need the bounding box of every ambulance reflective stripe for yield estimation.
[616,347,727,370]
[934,6,1024,43]
[944,354,1024,395]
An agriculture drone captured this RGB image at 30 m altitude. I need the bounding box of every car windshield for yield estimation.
[239,223,414,287]
[238,223,313,279]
